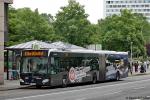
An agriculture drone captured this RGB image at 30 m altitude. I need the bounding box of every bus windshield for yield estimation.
[21,57,48,74]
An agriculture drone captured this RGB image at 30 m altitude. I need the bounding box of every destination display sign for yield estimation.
[22,50,48,57]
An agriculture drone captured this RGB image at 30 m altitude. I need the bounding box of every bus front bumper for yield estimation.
[20,78,50,86]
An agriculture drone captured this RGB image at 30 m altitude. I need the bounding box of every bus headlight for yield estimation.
[42,79,49,84]
[20,79,24,83]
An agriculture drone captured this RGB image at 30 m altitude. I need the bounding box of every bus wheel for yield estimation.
[92,75,97,84]
[116,72,120,81]
[62,78,67,88]
[36,85,42,89]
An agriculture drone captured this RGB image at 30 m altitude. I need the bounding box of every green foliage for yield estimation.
[7,6,57,46]
[87,24,101,44]
[41,13,54,24]
[99,10,147,57]
[7,4,150,58]
[7,2,100,47]
[53,0,91,46]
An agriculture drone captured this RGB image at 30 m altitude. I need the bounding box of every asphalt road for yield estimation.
[0,75,150,100]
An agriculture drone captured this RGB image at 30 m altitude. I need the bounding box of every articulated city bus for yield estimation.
[20,49,128,88]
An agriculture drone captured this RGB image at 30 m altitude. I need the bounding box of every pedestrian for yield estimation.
[128,62,132,75]
[134,62,139,73]
[140,63,145,73]
[143,61,147,72]
[12,63,17,80]
[146,60,149,69]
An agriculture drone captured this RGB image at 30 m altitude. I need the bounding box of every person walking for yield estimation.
[134,62,139,73]
[12,63,17,80]
[128,62,132,75]
[147,60,149,69]
[143,61,147,72]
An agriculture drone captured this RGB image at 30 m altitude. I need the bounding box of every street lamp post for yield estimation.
[130,42,133,71]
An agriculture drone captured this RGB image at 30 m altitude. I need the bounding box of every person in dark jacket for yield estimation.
[140,63,145,73]
[128,62,132,75]
[134,62,139,72]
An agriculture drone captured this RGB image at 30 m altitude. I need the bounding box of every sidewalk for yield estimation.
[129,67,150,76]
[0,80,27,91]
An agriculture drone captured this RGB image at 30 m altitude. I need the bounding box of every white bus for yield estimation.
[20,49,128,88]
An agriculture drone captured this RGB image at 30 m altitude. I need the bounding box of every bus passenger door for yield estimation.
[50,69,63,86]
[98,54,106,81]
[49,57,62,86]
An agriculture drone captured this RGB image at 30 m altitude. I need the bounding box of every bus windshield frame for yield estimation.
[20,56,48,74]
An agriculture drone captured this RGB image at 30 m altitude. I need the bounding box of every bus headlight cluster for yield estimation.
[42,79,49,84]
[20,79,24,83]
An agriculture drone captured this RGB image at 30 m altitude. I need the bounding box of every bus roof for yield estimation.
[48,49,128,55]
[21,49,128,57]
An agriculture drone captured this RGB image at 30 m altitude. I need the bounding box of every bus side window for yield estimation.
[106,63,110,66]
[50,66,56,75]
[90,58,99,70]
[49,57,58,75]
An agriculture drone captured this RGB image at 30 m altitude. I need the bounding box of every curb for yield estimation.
[0,86,30,91]
[0,87,20,91]
[128,72,150,77]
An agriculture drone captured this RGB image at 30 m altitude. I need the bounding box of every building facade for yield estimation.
[104,0,150,21]
[0,0,13,84]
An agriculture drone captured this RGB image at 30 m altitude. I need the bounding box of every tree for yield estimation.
[54,0,90,46]
[99,10,146,57]
[41,13,54,24]
[7,7,57,46]
[87,24,102,44]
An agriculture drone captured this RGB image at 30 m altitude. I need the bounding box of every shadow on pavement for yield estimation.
[19,79,123,90]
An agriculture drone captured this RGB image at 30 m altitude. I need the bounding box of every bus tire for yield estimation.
[116,71,120,81]
[92,74,97,84]
[62,78,67,88]
[36,85,42,89]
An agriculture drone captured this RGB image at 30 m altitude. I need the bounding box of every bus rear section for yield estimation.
[104,52,128,81]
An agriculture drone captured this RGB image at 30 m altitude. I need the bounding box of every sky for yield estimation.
[11,0,103,24]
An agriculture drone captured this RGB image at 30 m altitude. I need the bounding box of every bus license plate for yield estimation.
[30,83,36,85]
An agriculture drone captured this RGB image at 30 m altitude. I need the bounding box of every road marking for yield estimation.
[6,78,150,100]
[146,96,150,99]
[75,98,87,100]
[146,96,150,97]
[133,86,145,90]
[103,90,122,96]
